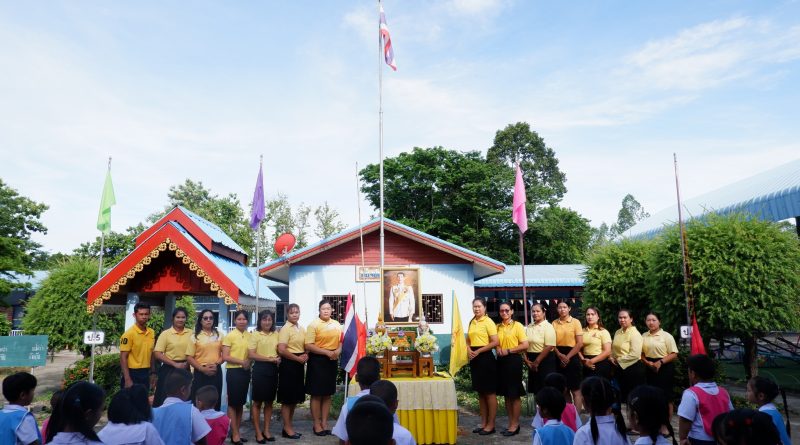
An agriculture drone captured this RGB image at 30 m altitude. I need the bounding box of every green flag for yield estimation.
[96,170,116,233]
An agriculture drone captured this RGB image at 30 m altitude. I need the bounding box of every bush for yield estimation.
[64,352,121,400]
[0,317,10,336]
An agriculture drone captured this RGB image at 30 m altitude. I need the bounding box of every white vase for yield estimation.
[421,352,431,357]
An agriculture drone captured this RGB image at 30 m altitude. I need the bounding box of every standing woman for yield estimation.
[467,297,499,436]
[222,310,252,445]
[553,300,584,410]
[609,308,645,403]
[304,299,342,436]
[153,308,192,407]
[642,312,678,417]
[186,309,224,410]
[579,307,613,380]
[523,303,557,395]
[494,301,528,437]
[249,310,281,443]
[277,303,307,440]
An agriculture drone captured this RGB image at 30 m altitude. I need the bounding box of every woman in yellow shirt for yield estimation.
[222,310,252,445]
[610,308,645,402]
[553,300,584,410]
[277,303,307,440]
[304,299,342,436]
[153,308,192,407]
[523,303,557,395]
[579,306,613,380]
[249,310,281,443]
[187,309,224,410]
[494,301,528,437]
[467,297,499,436]
[642,311,679,417]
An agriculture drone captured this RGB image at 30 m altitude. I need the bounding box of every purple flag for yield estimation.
[249,164,265,230]
[512,164,528,233]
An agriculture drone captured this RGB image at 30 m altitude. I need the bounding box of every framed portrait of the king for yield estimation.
[381,267,421,325]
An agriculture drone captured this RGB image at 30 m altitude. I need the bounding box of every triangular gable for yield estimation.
[259,218,505,283]
[136,207,248,264]
[87,222,240,313]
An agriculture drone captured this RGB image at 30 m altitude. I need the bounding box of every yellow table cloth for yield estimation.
[349,376,458,444]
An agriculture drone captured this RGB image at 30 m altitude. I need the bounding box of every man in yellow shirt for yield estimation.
[120,302,156,389]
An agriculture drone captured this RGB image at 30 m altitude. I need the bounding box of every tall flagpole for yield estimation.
[254,155,263,319]
[356,162,369,327]
[378,0,385,277]
[673,154,692,328]
[90,156,111,383]
[519,232,528,326]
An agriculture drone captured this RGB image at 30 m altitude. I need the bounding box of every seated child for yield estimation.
[1,372,41,445]
[532,372,582,432]
[369,380,416,445]
[746,376,791,445]
[345,395,394,445]
[152,369,211,445]
[332,357,381,443]
[99,384,164,445]
[195,385,230,445]
[533,387,575,445]
[677,354,732,445]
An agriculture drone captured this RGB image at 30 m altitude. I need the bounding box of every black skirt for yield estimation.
[645,357,675,399]
[582,355,613,381]
[305,352,337,396]
[496,353,525,398]
[278,354,306,405]
[469,347,497,394]
[252,361,279,403]
[618,360,646,402]
[154,361,186,407]
[555,346,582,391]
[526,351,557,395]
[191,364,222,411]
[226,367,252,407]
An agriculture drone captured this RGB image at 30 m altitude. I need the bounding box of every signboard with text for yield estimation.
[0,335,48,367]
[356,266,381,282]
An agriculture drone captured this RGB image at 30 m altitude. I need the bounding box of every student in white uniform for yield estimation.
[45,382,105,445]
[99,385,164,445]
[370,380,417,445]
[1,372,40,445]
[573,377,631,445]
[627,385,677,445]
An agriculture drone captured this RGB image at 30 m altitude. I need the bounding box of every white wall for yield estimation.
[288,264,477,336]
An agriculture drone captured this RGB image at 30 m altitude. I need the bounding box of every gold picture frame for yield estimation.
[380,267,421,325]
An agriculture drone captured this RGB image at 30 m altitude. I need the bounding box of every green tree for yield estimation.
[610,194,650,237]
[0,179,48,295]
[314,202,346,240]
[486,122,567,210]
[527,206,593,264]
[73,224,147,268]
[649,214,800,378]
[582,238,656,332]
[21,257,124,356]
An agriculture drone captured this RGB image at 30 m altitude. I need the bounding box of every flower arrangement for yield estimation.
[366,331,392,355]
[393,330,411,350]
[414,333,438,354]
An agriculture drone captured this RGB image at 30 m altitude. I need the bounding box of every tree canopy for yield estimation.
[0,179,48,295]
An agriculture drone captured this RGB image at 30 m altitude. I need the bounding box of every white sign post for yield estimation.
[83,331,105,345]
[680,325,692,339]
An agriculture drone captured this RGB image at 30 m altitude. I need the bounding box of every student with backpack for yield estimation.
[573,377,631,445]
[677,354,733,445]
[627,385,677,445]
[746,376,791,445]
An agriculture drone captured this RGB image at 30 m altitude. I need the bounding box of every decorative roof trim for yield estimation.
[135,207,213,252]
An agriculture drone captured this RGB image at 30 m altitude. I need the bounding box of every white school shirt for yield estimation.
[332,389,369,441]
[676,382,733,442]
[1,404,39,445]
[98,421,165,445]
[573,415,632,445]
[200,409,227,420]
[392,419,416,445]
[160,397,212,443]
[48,432,104,445]
[634,435,671,444]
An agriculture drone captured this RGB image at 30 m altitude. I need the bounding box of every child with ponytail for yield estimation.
[627,385,677,445]
[45,381,105,445]
[746,376,791,445]
[573,376,631,445]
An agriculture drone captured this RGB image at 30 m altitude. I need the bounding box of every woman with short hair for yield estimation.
[579,307,613,380]
[222,310,252,445]
[249,310,281,443]
[553,300,584,410]
[304,299,342,436]
[523,303,557,395]
[153,308,192,407]
[467,297,499,436]
[277,303,307,440]
[494,301,528,437]
[642,311,679,417]
[610,309,645,402]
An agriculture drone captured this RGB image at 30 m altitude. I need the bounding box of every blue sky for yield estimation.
[1,1,799,254]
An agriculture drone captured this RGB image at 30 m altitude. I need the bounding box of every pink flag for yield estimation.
[512,165,528,233]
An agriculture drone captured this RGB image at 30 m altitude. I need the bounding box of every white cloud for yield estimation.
[448,0,507,17]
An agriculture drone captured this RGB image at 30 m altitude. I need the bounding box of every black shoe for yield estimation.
[472,427,484,433]
[241,440,248,444]
[313,429,327,437]
[282,430,302,440]
[265,437,275,443]
[255,437,266,445]
[478,428,496,435]
[323,430,332,436]
[501,427,520,437]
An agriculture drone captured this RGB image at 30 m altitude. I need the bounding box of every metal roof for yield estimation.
[627,159,800,239]
[474,265,586,288]
[178,206,248,256]
[171,222,279,301]
[259,217,505,282]
[5,271,49,290]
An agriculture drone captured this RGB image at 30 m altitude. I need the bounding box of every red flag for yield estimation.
[690,313,706,355]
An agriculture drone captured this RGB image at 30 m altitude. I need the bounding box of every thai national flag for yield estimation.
[341,293,366,378]
[379,5,397,71]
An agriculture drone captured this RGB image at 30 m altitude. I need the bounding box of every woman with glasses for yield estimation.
[495,301,528,437]
[304,299,342,436]
[187,309,224,410]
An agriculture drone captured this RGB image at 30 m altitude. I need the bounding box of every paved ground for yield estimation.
[7,351,800,444]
